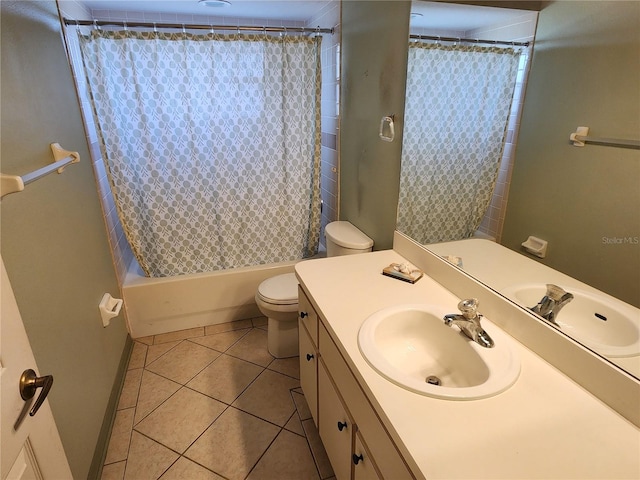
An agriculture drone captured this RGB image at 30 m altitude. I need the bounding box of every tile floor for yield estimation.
[101,317,335,480]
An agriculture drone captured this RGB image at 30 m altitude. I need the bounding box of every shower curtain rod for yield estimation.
[410,34,529,47]
[64,18,333,35]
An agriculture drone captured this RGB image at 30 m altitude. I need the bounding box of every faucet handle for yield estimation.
[458,298,479,319]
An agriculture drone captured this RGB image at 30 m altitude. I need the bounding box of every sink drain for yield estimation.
[425,375,441,386]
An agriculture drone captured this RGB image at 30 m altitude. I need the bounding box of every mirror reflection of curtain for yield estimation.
[397,43,520,244]
[78,30,321,277]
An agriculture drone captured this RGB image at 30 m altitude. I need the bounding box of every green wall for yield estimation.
[1,1,130,477]
[339,0,411,250]
[502,1,640,307]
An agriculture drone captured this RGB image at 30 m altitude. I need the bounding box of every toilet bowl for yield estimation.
[256,221,373,358]
[255,273,300,358]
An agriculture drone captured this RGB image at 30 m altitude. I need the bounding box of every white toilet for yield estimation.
[255,221,374,358]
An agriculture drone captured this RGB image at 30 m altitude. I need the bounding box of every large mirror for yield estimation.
[398,1,640,378]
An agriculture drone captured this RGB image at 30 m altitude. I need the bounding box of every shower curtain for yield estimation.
[397,43,521,244]
[78,29,321,277]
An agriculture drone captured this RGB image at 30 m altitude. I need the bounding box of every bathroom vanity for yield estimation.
[295,247,640,479]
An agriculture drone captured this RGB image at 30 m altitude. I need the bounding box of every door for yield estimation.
[1,257,72,479]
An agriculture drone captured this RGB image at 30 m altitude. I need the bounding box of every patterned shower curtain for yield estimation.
[78,29,321,277]
[397,43,520,244]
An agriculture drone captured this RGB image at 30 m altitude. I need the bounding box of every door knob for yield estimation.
[19,369,53,417]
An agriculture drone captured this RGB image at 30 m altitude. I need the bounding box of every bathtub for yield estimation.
[122,258,300,338]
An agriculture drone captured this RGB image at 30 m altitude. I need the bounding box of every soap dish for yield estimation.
[382,263,424,284]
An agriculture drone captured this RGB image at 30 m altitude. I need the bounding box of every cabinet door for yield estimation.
[319,362,353,480]
[353,432,382,480]
[298,286,318,345]
[299,321,318,426]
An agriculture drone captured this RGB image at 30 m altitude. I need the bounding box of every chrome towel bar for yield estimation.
[570,126,640,150]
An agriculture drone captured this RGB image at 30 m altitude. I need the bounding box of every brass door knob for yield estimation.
[19,369,53,417]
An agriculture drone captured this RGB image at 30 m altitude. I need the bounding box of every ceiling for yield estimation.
[75,0,333,22]
[73,0,534,30]
[410,2,533,32]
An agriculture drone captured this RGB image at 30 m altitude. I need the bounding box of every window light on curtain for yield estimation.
[78,29,322,277]
[397,42,521,245]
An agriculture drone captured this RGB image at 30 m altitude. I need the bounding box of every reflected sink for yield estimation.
[357,304,520,400]
[502,284,640,357]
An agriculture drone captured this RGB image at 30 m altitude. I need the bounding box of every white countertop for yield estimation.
[296,250,640,480]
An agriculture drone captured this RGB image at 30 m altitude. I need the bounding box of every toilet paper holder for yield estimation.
[99,293,123,327]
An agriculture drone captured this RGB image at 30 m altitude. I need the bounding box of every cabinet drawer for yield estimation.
[320,323,415,480]
[299,320,318,426]
[353,431,382,480]
[298,286,318,345]
[319,361,353,480]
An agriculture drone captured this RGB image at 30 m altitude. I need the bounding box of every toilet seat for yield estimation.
[256,273,298,306]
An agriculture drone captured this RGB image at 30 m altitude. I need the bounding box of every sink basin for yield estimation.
[502,284,640,357]
[357,304,520,400]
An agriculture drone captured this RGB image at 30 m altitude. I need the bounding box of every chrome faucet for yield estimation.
[444,298,495,348]
[530,284,574,326]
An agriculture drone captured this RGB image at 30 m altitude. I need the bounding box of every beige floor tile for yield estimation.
[232,369,300,426]
[146,340,220,385]
[159,457,224,480]
[284,411,305,436]
[247,429,320,480]
[134,370,181,425]
[112,407,136,435]
[269,356,300,379]
[135,387,226,453]
[118,368,143,410]
[189,328,251,353]
[292,390,312,421]
[184,407,280,480]
[205,319,252,335]
[101,461,126,480]
[124,431,179,480]
[251,316,268,327]
[104,408,135,464]
[154,327,204,344]
[226,328,274,367]
[129,342,148,370]
[145,341,180,366]
[105,326,334,479]
[302,419,334,479]
[187,354,263,404]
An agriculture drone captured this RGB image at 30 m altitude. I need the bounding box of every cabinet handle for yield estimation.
[306,353,314,361]
[300,311,308,318]
[353,453,364,465]
[337,421,348,431]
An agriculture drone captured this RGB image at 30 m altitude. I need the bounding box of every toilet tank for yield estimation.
[325,221,374,257]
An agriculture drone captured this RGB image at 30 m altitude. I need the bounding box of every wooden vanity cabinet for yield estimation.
[318,362,354,480]
[298,286,319,425]
[297,286,416,480]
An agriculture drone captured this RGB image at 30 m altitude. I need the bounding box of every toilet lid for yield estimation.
[325,221,374,249]
[258,273,299,305]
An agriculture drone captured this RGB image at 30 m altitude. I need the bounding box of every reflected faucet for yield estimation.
[530,284,574,326]
[444,298,495,348]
